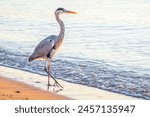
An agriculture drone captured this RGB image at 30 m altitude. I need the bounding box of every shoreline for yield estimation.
[0,66,139,100]
[0,76,68,100]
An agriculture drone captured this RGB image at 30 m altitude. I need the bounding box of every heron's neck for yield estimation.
[55,13,65,39]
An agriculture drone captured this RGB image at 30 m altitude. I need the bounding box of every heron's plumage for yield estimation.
[29,35,56,61]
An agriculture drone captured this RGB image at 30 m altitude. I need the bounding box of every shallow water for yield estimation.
[0,0,150,99]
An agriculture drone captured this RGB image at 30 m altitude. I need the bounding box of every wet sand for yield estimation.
[0,76,68,100]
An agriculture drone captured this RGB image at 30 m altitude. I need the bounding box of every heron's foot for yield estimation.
[52,81,63,93]
[47,81,63,92]
[47,83,51,90]
[44,66,63,92]
[47,83,53,91]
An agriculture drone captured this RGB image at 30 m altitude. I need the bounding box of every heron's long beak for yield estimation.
[65,10,77,14]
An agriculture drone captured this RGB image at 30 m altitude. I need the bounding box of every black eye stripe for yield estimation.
[57,8,64,11]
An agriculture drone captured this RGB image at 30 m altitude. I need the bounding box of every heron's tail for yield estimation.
[29,55,34,62]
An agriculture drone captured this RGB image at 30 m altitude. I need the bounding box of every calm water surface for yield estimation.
[0,0,150,99]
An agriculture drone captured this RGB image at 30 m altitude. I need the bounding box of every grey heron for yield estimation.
[29,8,77,91]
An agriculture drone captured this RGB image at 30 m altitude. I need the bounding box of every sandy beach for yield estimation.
[0,76,68,100]
[0,66,139,100]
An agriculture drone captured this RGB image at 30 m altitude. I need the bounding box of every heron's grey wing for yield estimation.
[31,35,57,60]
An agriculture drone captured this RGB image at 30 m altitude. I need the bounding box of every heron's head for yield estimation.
[55,8,77,15]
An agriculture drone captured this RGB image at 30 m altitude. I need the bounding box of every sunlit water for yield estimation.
[0,0,150,99]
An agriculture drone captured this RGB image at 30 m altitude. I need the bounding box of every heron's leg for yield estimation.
[44,60,51,90]
[45,69,63,90]
[47,60,51,90]
[44,60,63,91]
